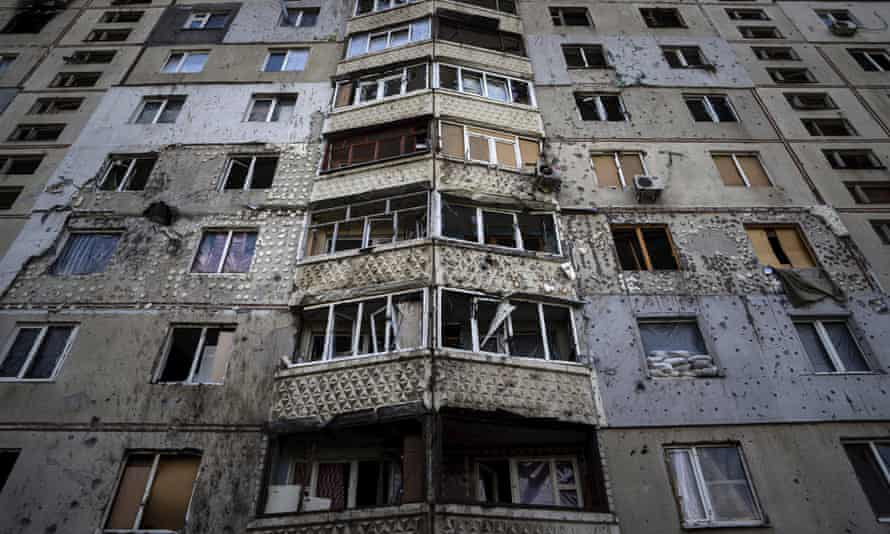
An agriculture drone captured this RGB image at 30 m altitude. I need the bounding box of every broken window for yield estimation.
[739,26,782,39]
[437,64,534,106]
[100,10,143,23]
[247,94,296,122]
[265,423,423,514]
[641,8,685,28]
[612,226,679,271]
[1,10,57,33]
[99,154,157,191]
[850,49,890,72]
[334,64,427,108]
[161,51,209,74]
[65,50,116,64]
[296,290,426,362]
[157,325,235,384]
[220,155,278,190]
[105,452,201,531]
[133,97,185,124]
[847,183,890,204]
[666,445,763,527]
[591,152,645,187]
[712,153,771,187]
[306,192,427,256]
[0,187,21,210]
[785,92,835,110]
[436,16,525,56]
[439,122,539,170]
[439,289,577,361]
[685,95,737,123]
[575,94,626,122]
[441,196,559,254]
[191,230,257,274]
[51,232,121,275]
[844,441,890,521]
[0,155,43,175]
[768,67,816,83]
[794,318,868,373]
[802,118,856,136]
[49,72,101,88]
[818,9,856,27]
[346,19,430,58]
[0,324,75,380]
[86,29,132,42]
[752,46,798,61]
[562,45,607,68]
[8,124,64,142]
[726,8,769,21]
[550,7,591,26]
[824,149,883,169]
[29,97,84,114]
[0,54,16,75]
[183,11,229,29]
[0,450,19,493]
[663,47,708,69]
[745,226,815,268]
[284,7,319,27]
[324,121,429,170]
[264,49,309,72]
[871,220,890,244]
[354,0,421,16]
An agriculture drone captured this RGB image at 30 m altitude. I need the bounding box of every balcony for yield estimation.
[435,40,532,78]
[337,41,434,77]
[435,505,620,534]
[248,505,428,534]
[312,155,433,203]
[435,91,542,134]
[324,92,434,134]
[347,1,434,35]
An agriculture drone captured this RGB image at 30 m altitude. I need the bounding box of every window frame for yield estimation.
[29,97,84,114]
[850,49,890,72]
[611,225,680,271]
[440,122,540,170]
[435,63,536,107]
[590,151,647,188]
[843,440,890,523]
[726,8,770,21]
[263,49,310,72]
[574,93,627,122]
[133,97,184,125]
[66,50,116,64]
[245,93,297,122]
[739,26,782,39]
[8,124,65,142]
[333,63,428,109]
[711,152,772,187]
[824,149,883,170]
[0,155,43,175]
[768,67,816,83]
[802,118,857,136]
[792,317,871,374]
[847,182,890,204]
[190,229,259,274]
[549,6,592,27]
[100,10,144,23]
[160,50,209,74]
[562,44,608,69]
[684,95,738,123]
[662,46,709,69]
[871,220,890,244]
[218,154,278,191]
[473,456,584,508]
[785,92,836,110]
[817,9,857,27]
[640,8,686,28]
[284,6,320,27]
[155,324,236,385]
[0,54,17,74]
[346,18,430,58]
[354,0,420,17]
[752,46,798,61]
[745,224,817,268]
[99,154,157,191]
[324,121,430,171]
[0,323,77,382]
[182,11,229,30]
[439,196,562,255]
[50,71,102,88]
[85,28,132,42]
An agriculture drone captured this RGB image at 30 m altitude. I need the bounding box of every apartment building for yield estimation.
[0,1,888,534]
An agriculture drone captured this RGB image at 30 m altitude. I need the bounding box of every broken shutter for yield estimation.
[441,123,464,158]
[592,154,620,186]
[140,455,200,530]
[402,434,424,503]
[775,228,814,268]
[737,155,770,187]
[106,455,154,529]
[746,228,781,267]
[713,155,745,186]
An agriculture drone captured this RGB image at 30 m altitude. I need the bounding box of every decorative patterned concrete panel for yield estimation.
[325,92,434,134]
[337,42,435,77]
[438,0,523,34]
[312,158,433,202]
[435,92,542,135]
[346,1,434,35]
[436,158,555,205]
[434,41,533,78]
[436,510,620,534]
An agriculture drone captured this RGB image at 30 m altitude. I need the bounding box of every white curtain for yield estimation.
[53,234,120,275]
[668,450,706,522]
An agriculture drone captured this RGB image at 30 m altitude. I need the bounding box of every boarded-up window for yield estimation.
[592,153,643,187]
[442,122,538,169]
[713,154,770,187]
[745,226,815,268]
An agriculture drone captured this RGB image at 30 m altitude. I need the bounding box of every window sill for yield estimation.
[249,502,427,529]
[280,348,430,374]
[438,347,587,371]
[681,520,766,530]
[434,237,565,261]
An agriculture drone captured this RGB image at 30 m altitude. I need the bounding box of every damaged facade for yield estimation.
[0,0,889,533]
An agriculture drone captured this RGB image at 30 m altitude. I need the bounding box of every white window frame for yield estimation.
[663,46,707,68]
[263,49,309,72]
[298,289,429,364]
[590,151,647,188]
[685,95,737,123]
[435,63,536,107]
[161,51,208,74]
[851,49,890,72]
[666,444,764,528]
[99,155,155,191]
[474,456,583,508]
[190,229,258,274]
[794,318,870,373]
[712,152,770,187]
[550,6,591,26]
[445,122,539,169]
[0,323,77,382]
[346,18,430,58]
[354,0,418,17]
[285,7,319,27]
[183,11,226,29]
[219,155,277,191]
[155,325,234,385]
[245,94,296,122]
[133,97,182,125]
[334,64,427,108]
[436,287,579,362]
[576,94,627,122]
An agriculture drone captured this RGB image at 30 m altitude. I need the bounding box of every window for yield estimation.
[324,121,429,170]
[104,452,201,532]
[161,51,208,74]
[284,7,319,27]
[639,320,716,378]
[85,29,131,42]
[666,445,762,527]
[49,71,101,88]
[440,290,576,360]
[100,10,143,23]
[850,49,890,72]
[191,230,257,274]
[0,324,75,380]
[726,8,769,21]
[0,187,22,210]
[0,155,43,175]
[264,49,309,72]
[844,441,890,521]
[549,7,591,26]
[0,54,16,75]
[0,450,18,492]
[612,226,679,271]
[824,149,883,169]
[64,50,116,64]
[641,8,685,28]
[562,45,607,68]
[157,326,235,384]
[440,122,539,170]
[333,64,427,108]
[785,92,836,110]
[450,0,516,14]
[436,16,524,56]
[99,154,157,191]
[29,97,84,114]
[847,183,890,204]
[663,47,708,69]
[817,9,856,27]
[355,0,421,16]
[133,97,185,124]
[305,192,427,256]
[575,94,626,121]
[745,226,815,268]
[591,152,645,188]
[872,221,890,244]
[183,11,228,29]
[1,10,57,33]
[739,26,782,39]
[441,196,560,254]
[437,64,534,106]
[297,290,426,362]
[51,232,121,275]
[794,318,868,373]
[220,155,278,190]
[752,46,798,61]
[473,457,583,507]
[685,95,737,123]
[8,124,64,142]
[802,118,857,136]
[768,67,816,83]
[712,153,771,187]
[346,19,430,58]
[247,94,296,122]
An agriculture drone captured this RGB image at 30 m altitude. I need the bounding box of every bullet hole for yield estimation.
[83,437,98,447]
[20,518,30,526]
[46,524,57,533]
[69,501,79,509]
[640,444,648,455]
[91,478,102,490]
[634,380,645,392]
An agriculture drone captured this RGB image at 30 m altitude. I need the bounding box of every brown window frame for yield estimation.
[323,121,430,172]
[611,225,680,271]
[745,225,816,269]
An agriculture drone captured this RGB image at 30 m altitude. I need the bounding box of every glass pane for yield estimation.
[161,53,182,73]
[697,447,759,522]
[396,209,427,241]
[300,307,329,362]
[667,449,706,522]
[307,225,334,256]
[518,213,557,253]
[105,455,153,529]
[52,233,120,275]
[824,322,868,372]
[180,53,207,73]
[462,71,484,96]
[358,82,378,103]
[141,455,200,530]
[477,459,511,504]
[157,100,182,123]
[392,292,423,350]
[265,52,285,72]
[556,461,575,484]
[357,298,387,355]
[511,81,531,105]
[222,232,256,273]
[494,141,517,168]
[510,302,545,358]
[0,327,40,377]
[406,64,426,91]
[559,490,579,507]
[334,219,364,252]
[331,303,358,357]
[23,326,73,379]
[135,101,161,124]
[390,29,409,47]
[486,77,508,101]
[442,201,478,242]
[639,322,707,355]
[686,98,711,121]
[411,18,430,41]
[207,14,228,28]
[347,34,369,57]
[710,98,736,122]
[482,211,515,247]
[223,158,250,189]
[477,300,509,354]
[517,460,554,505]
[160,327,202,382]
[283,50,307,71]
[369,34,388,52]
[248,99,272,121]
[602,96,624,121]
[271,96,295,121]
[845,444,890,518]
[794,323,835,372]
[468,136,489,161]
[544,306,575,361]
[439,65,459,91]
[126,158,155,191]
[100,159,131,191]
[383,77,402,97]
[441,291,472,350]
[193,329,233,384]
[317,463,350,511]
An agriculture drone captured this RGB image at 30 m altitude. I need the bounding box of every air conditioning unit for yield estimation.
[830,20,858,37]
[633,175,666,203]
[536,160,562,192]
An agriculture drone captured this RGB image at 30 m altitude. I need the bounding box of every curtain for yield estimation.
[697,447,759,522]
[668,449,705,522]
[517,460,553,505]
[191,232,226,273]
[222,232,257,273]
[52,233,120,275]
